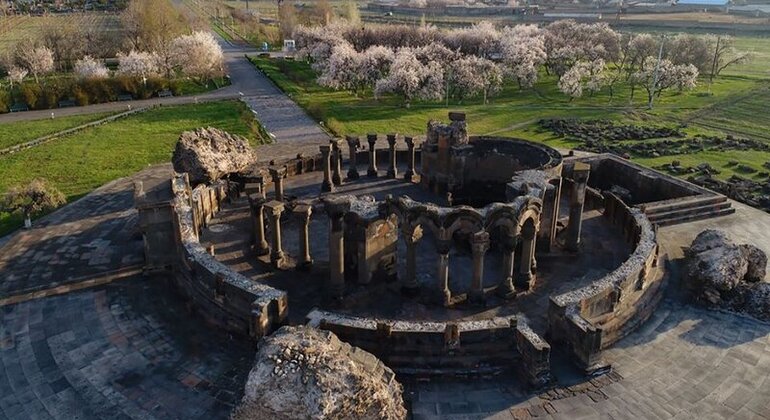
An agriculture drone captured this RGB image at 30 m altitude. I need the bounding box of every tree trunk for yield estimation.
[24,213,31,229]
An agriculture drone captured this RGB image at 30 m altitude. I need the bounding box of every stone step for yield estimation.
[646,200,732,223]
[652,207,736,227]
[642,195,727,216]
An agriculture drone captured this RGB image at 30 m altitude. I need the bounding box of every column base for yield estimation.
[255,242,270,256]
[565,240,581,253]
[271,251,285,269]
[404,171,415,183]
[367,168,378,177]
[297,259,313,271]
[515,272,535,291]
[496,278,517,299]
[400,283,420,296]
[332,175,342,186]
[437,288,452,307]
[327,280,345,301]
[387,169,398,179]
[321,181,334,193]
[347,170,360,180]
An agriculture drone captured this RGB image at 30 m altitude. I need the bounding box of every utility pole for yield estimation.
[649,34,665,110]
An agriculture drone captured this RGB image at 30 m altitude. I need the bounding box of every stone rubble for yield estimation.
[172,127,257,185]
[685,229,770,320]
[232,326,406,420]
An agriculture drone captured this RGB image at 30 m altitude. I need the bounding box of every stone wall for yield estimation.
[169,173,288,340]
[306,309,552,387]
[548,193,661,372]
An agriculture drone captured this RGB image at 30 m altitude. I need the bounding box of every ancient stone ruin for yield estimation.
[135,112,745,416]
[233,326,406,420]
[685,229,770,320]
[172,127,257,185]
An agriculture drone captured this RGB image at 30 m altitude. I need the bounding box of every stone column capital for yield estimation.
[293,203,313,220]
[330,138,343,149]
[386,133,398,146]
[366,133,378,147]
[345,135,360,148]
[323,196,351,219]
[248,193,266,207]
[268,166,287,180]
[471,231,490,255]
[319,144,331,154]
[264,200,285,217]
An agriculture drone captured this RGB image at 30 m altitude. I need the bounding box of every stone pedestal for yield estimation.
[386,133,398,179]
[566,162,591,252]
[346,135,360,180]
[249,194,270,256]
[404,136,417,182]
[265,201,285,268]
[294,204,313,270]
[268,166,287,202]
[320,145,334,193]
[367,133,378,177]
[331,139,343,186]
[469,231,490,304]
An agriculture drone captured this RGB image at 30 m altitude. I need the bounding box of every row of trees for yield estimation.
[4,31,224,87]
[293,20,750,107]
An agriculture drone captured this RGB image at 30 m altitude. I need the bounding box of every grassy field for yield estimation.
[0,13,122,54]
[0,111,116,150]
[0,100,268,236]
[249,55,770,182]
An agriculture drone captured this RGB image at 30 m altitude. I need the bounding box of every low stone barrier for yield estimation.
[548,192,661,372]
[170,173,288,339]
[306,309,551,387]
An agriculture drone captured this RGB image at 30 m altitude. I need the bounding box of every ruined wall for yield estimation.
[307,309,551,387]
[548,193,661,372]
[170,174,288,339]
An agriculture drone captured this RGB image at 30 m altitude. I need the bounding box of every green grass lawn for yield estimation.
[0,100,268,236]
[0,112,116,150]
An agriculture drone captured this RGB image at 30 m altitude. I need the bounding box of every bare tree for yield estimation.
[708,36,751,82]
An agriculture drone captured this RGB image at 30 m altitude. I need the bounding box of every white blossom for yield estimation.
[117,50,160,78]
[74,56,110,80]
[7,66,28,87]
[17,46,54,84]
[170,31,224,81]
[500,25,547,89]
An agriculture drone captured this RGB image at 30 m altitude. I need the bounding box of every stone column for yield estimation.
[265,201,285,268]
[367,133,378,177]
[402,225,423,293]
[436,239,452,307]
[566,162,591,252]
[469,231,490,304]
[404,136,417,182]
[539,178,562,252]
[320,145,334,193]
[516,223,537,290]
[331,139,343,186]
[268,166,287,202]
[346,135,360,180]
[497,235,517,298]
[294,204,313,270]
[386,133,398,179]
[324,199,351,300]
[249,194,270,256]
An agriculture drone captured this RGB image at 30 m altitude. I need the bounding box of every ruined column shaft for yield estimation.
[265,201,285,268]
[469,231,490,303]
[328,215,345,298]
[402,226,422,292]
[268,166,287,202]
[516,235,536,290]
[437,250,451,306]
[346,135,360,180]
[404,136,416,182]
[294,204,313,269]
[566,163,590,252]
[320,145,333,193]
[386,134,398,179]
[367,134,378,177]
[331,139,343,186]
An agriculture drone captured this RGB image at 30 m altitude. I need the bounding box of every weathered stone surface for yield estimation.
[172,127,257,185]
[740,244,767,282]
[233,326,406,420]
[685,229,769,313]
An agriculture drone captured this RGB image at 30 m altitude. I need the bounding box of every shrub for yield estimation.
[78,78,116,103]
[73,87,89,106]
[0,90,10,113]
[325,117,344,136]
[20,83,42,109]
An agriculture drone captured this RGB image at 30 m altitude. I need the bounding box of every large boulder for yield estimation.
[172,127,257,185]
[685,229,769,312]
[233,326,406,420]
